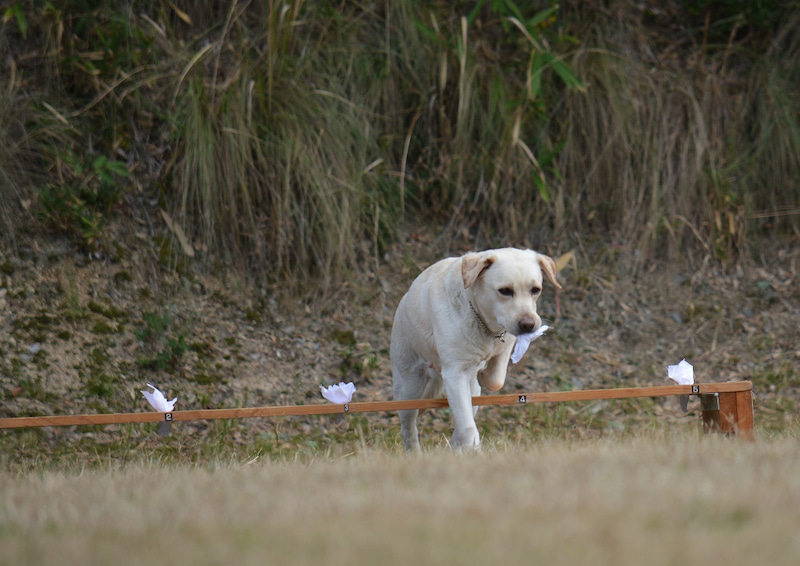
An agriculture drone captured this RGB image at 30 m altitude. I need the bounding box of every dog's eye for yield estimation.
[530,286,542,296]
[498,287,514,297]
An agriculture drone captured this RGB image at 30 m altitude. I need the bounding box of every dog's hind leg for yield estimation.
[398,409,421,452]
[393,359,429,452]
[394,361,443,451]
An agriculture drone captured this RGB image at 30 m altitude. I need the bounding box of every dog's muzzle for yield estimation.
[517,316,539,335]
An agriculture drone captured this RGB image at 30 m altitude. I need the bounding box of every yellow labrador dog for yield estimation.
[391,248,561,451]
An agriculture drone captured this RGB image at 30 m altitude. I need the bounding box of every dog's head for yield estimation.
[461,248,562,337]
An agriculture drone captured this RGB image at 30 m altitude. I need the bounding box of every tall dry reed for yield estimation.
[1,1,797,288]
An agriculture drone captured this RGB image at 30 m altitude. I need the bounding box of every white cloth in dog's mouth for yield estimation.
[511,325,550,364]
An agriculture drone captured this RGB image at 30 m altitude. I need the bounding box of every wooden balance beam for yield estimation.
[0,381,754,440]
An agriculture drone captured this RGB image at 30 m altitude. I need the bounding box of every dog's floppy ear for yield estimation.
[461,252,495,289]
[537,253,563,290]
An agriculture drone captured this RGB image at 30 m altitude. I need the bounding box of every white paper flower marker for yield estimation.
[667,359,694,413]
[666,359,694,385]
[511,325,550,364]
[320,382,356,404]
[141,383,178,412]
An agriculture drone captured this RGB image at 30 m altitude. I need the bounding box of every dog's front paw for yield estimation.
[451,427,481,451]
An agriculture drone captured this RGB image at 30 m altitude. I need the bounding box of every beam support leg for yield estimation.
[701,391,754,441]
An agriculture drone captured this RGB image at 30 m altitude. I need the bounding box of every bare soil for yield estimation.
[1,223,798,452]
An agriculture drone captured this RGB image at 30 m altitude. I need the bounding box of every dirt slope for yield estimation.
[1,228,798,448]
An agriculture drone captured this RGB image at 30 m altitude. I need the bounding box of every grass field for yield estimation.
[1,5,798,563]
[2,429,799,566]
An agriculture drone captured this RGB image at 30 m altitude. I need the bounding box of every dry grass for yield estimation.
[554,5,800,269]
[2,430,800,565]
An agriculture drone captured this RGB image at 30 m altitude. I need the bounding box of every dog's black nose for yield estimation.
[518,317,538,334]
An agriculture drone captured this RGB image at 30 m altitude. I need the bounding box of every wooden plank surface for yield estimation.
[0,381,753,430]
[735,390,755,441]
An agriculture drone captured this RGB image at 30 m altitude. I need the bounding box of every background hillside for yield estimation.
[0,1,798,460]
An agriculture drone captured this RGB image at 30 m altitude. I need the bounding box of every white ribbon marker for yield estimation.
[511,325,550,364]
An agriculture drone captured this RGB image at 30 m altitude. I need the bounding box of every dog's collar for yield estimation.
[468,301,506,342]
